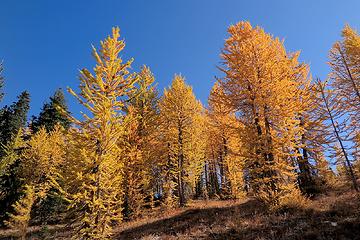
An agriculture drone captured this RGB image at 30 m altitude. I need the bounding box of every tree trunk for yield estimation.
[339,48,360,102]
[318,79,359,191]
[297,117,316,194]
[178,124,186,207]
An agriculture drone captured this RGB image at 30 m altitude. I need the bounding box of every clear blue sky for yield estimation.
[1,0,360,117]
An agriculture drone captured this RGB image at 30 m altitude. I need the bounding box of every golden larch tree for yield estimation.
[329,24,360,126]
[205,83,245,199]
[299,83,336,192]
[5,125,66,236]
[0,129,25,178]
[5,185,35,240]
[328,25,360,190]
[65,27,138,239]
[218,21,310,207]
[314,78,358,191]
[20,126,66,198]
[121,66,160,219]
[159,75,205,207]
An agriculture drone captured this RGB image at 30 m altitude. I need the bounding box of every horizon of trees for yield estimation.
[0,21,359,239]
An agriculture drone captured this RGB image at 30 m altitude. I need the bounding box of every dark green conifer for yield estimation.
[30,89,70,133]
[0,91,30,224]
[0,91,30,150]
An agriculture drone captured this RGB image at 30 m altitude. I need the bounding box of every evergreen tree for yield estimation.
[30,89,71,133]
[0,130,25,223]
[0,91,30,222]
[0,91,30,152]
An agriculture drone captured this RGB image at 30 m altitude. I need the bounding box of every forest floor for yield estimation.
[0,189,359,239]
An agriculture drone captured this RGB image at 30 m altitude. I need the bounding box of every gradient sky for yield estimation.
[1,0,360,117]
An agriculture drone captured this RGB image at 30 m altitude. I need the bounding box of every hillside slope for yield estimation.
[0,190,359,239]
[115,191,360,240]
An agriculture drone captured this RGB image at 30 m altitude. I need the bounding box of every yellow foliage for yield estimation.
[0,129,25,177]
[159,75,205,207]
[5,185,35,240]
[64,27,138,239]
[329,24,360,126]
[274,187,310,211]
[21,125,66,196]
[119,66,160,219]
[218,21,310,206]
[206,83,245,199]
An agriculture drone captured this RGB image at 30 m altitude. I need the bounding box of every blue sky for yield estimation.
[1,0,360,117]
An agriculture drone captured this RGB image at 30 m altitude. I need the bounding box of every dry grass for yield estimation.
[0,224,70,239]
[0,190,359,239]
[115,190,360,240]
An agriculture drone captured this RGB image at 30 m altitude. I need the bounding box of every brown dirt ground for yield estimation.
[0,191,359,239]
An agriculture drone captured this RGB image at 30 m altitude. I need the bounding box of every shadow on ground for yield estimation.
[1,192,359,239]
[116,196,360,240]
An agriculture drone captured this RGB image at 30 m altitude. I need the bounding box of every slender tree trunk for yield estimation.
[204,160,209,199]
[178,123,186,207]
[208,149,218,197]
[264,115,278,196]
[220,135,231,197]
[251,109,263,193]
[318,79,358,191]
[339,48,360,102]
[218,145,225,193]
[163,142,173,206]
